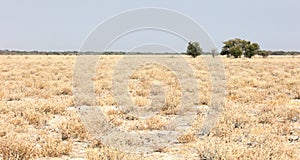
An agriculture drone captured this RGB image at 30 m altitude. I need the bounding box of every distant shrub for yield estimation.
[186,42,202,58]
[257,50,271,58]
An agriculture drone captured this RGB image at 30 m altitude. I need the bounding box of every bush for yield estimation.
[257,50,271,58]
[187,42,202,58]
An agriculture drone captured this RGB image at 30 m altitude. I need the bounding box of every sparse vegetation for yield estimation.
[0,55,299,159]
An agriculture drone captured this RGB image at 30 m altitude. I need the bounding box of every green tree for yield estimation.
[244,42,260,58]
[187,42,202,58]
[221,38,260,58]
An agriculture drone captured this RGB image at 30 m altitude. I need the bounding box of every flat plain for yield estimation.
[0,55,299,159]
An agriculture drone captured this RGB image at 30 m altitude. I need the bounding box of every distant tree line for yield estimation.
[0,50,178,55]
[1,40,300,58]
[185,38,300,58]
[270,51,300,56]
[0,50,79,55]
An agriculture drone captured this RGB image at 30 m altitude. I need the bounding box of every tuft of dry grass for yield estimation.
[0,135,36,160]
[86,147,142,160]
[59,111,88,141]
[38,135,73,157]
[177,132,196,143]
[128,116,167,131]
[0,133,73,160]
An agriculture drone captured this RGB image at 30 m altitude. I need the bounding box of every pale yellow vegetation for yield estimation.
[0,55,299,159]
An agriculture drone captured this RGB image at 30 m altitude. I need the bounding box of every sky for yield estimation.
[0,0,299,52]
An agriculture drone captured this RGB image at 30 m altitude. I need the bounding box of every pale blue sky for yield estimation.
[0,0,299,52]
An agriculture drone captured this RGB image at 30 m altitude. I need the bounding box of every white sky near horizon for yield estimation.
[0,0,299,52]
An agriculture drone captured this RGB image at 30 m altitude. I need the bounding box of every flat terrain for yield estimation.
[0,55,299,159]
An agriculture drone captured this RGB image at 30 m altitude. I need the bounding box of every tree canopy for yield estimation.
[221,38,260,58]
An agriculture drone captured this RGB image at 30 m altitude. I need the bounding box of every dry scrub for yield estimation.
[0,55,299,159]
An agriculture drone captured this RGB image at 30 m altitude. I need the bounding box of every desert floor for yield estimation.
[0,55,299,159]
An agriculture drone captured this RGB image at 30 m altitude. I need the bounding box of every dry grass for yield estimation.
[177,132,196,144]
[0,55,299,159]
[128,115,168,131]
